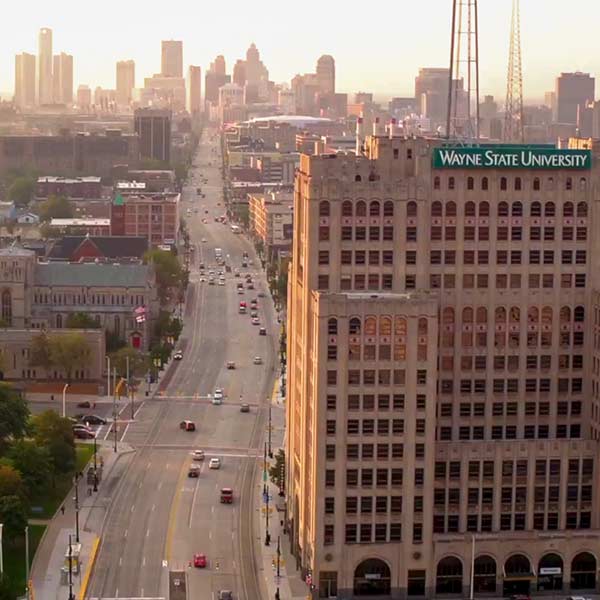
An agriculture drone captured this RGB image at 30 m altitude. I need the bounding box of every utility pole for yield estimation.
[265,485,271,546]
[73,474,80,543]
[68,534,74,600]
[275,534,281,600]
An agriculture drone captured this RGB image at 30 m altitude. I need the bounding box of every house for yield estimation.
[16,213,40,225]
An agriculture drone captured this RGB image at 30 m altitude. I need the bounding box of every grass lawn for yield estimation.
[4,524,46,597]
[29,443,96,519]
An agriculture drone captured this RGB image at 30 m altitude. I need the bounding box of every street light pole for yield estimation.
[93,435,98,492]
[68,534,74,600]
[62,383,70,418]
[268,402,273,458]
[106,356,111,398]
[73,474,80,543]
[25,525,29,600]
[265,485,270,546]
[275,534,281,599]
[113,368,117,453]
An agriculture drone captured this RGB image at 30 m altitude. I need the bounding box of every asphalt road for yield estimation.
[88,128,278,600]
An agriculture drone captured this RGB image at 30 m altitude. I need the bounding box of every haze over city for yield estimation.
[2,0,600,99]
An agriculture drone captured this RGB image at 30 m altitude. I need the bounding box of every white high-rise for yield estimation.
[53,52,73,105]
[37,28,53,105]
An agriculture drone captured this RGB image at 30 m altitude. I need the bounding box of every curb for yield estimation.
[78,536,100,600]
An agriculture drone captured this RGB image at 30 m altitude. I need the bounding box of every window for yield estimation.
[319,226,330,241]
[319,250,330,265]
[324,524,334,545]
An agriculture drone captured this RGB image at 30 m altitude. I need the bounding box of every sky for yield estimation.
[2,0,600,102]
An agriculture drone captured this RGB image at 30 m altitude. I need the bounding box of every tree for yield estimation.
[144,249,184,304]
[29,332,52,370]
[269,449,285,488]
[0,574,14,600]
[0,385,29,453]
[0,465,25,499]
[105,331,126,353]
[9,440,52,494]
[110,347,150,380]
[48,332,91,382]
[65,312,100,329]
[30,411,75,475]
[0,495,28,542]
[7,176,35,207]
[38,194,73,222]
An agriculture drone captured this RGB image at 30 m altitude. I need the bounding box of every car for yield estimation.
[199,277,206,283]
[237,289,244,295]
[79,415,106,425]
[214,388,224,399]
[251,317,260,325]
[258,291,265,298]
[220,487,233,503]
[193,553,207,568]
[188,464,201,478]
[218,279,225,286]
[247,283,254,290]
[241,261,247,268]
[201,238,207,243]
[180,420,196,431]
[173,350,183,360]
[73,429,95,440]
[240,403,250,413]
[259,327,267,336]
[250,311,258,318]
[192,450,205,461]
[218,591,233,600]
[209,457,221,469]
[226,361,236,369]
[208,278,215,285]
[234,271,240,278]
[76,400,91,408]
[239,300,247,308]
[253,356,263,365]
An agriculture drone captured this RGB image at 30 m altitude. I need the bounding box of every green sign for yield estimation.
[432,146,591,170]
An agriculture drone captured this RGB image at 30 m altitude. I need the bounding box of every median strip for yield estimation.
[78,536,100,600]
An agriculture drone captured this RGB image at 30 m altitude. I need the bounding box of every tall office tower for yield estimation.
[316,54,335,96]
[53,52,73,105]
[14,53,36,108]
[233,60,246,87]
[37,27,53,105]
[161,40,183,78]
[205,56,230,106]
[116,60,135,107]
[186,65,202,116]
[415,68,450,124]
[244,43,269,85]
[286,134,599,598]
[76,85,91,110]
[134,108,171,163]
[213,54,226,76]
[555,72,595,125]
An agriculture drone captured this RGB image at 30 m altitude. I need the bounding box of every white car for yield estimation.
[192,450,205,461]
[251,317,260,326]
[173,350,183,360]
[214,388,224,400]
[209,458,221,470]
[201,238,207,243]
[253,356,263,365]
[218,279,225,286]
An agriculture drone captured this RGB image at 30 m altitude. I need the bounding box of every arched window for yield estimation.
[528,307,539,323]
[512,201,523,216]
[495,307,507,323]
[577,202,588,217]
[434,176,441,190]
[342,201,353,216]
[418,318,428,335]
[571,552,597,590]
[537,554,563,592]
[476,307,487,323]
[436,557,463,595]
[510,307,520,323]
[383,201,394,216]
[563,202,574,217]
[481,177,488,190]
[560,306,571,323]
[356,201,366,216]
[380,316,392,335]
[515,177,522,191]
[500,177,508,191]
[531,201,542,217]
[394,317,407,335]
[432,201,443,217]
[369,201,380,216]
[355,174,362,182]
[566,176,573,191]
[0,290,11,326]
[407,201,417,217]
[545,202,555,217]
[541,307,553,325]
[365,316,377,335]
[368,172,377,182]
[327,318,338,335]
[533,177,541,191]
[474,556,497,594]
[462,307,474,323]
[446,201,457,217]
[574,306,585,322]
[442,308,454,348]
[467,176,474,190]
[354,559,391,596]
[505,554,532,576]
[349,317,361,335]
[579,177,587,191]
[465,201,476,216]
[479,201,490,217]
[448,176,455,190]
[319,201,330,216]
[498,201,509,216]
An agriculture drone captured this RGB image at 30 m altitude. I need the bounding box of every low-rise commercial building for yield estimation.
[36,176,103,200]
[49,218,111,236]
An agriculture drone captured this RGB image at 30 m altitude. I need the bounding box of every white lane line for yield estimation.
[209,531,212,539]
[152,504,156,512]
[121,421,131,440]
[142,556,146,566]
[147,462,151,470]
[130,504,135,512]
[211,506,214,514]
[124,529,127,538]
[119,557,122,566]
[158,481,163,490]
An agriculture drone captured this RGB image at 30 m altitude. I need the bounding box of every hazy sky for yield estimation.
[2,0,599,101]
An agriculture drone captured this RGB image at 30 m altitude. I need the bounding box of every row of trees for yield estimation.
[29,332,91,383]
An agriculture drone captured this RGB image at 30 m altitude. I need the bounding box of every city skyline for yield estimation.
[2,0,600,101]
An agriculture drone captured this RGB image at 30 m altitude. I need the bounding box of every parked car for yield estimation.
[253,356,263,365]
[76,400,91,408]
[226,361,236,370]
[218,591,233,600]
[79,415,106,425]
[173,350,183,360]
[73,428,95,440]
[240,403,250,413]
[259,327,267,336]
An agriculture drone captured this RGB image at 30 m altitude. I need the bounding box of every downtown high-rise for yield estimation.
[161,40,183,78]
[286,134,600,598]
[116,59,135,107]
[53,52,73,105]
[14,52,36,108]
[36,27,53,105]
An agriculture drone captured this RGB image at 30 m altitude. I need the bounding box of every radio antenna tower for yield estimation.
[446,0,480,140]
[503,0,524,142]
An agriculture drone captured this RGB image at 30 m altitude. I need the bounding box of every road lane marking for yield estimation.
[142,556,146,566]
[124,529,127,538]
[131,504,135,512]
[152,504,155,512]
[164,456,189,561]
[119,557,122,566]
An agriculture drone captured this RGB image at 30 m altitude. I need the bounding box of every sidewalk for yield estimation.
[257,380,310,600]
[30,441,135,600]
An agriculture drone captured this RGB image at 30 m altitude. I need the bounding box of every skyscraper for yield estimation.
[555,72,595,125]
[186,65,202,116]
[161,40,183,78]
[286,134,599,597]
[233,59,247,88]
[415,67,450,124]
[37,27,53,105]
[205,56,230,107]
[14,53,36,109]
[134,108,171,163]
[116,60,135,107]
[53,52,73,105]
[316,54,335,96]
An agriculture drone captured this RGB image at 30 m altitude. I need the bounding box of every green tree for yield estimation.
[0,465,25,499]
[110,347,150,380]
[144,249,184,304]
[105,331,126,353]
[269,449,285,488]
[0,385,29,453]
[30,411,75,475]
[65,312,100,329]
[9,440,52,494]
[0,495,28,542]
[0,574,14,600]
[7,176,35,207]
[38,194,73,222]
[48,332,91,382]
[29,332,52,370]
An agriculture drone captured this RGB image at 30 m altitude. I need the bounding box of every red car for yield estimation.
[193,553,207,568]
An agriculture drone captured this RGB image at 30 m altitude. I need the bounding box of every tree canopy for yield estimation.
[0,385,29,453]
[30,410,75,475]
[110,346,150,380]
[0,465,25,499]
[38,194,73,222]
[144,249,185,303]
[0,495,28,541]
[9,440,52,494]
[65,312,100,329]
[7,176,35,207]
[29,332,91,382]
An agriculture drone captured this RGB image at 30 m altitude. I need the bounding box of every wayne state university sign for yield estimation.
[432,146,592,170]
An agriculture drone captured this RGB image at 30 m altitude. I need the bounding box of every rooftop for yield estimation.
[37,176,102,184]
[35,262,151,288]
[0,244,35,258]
[50,218,110,227]
[47,236,149,261]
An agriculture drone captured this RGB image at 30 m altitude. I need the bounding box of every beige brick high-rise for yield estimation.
[286,135,600,599]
